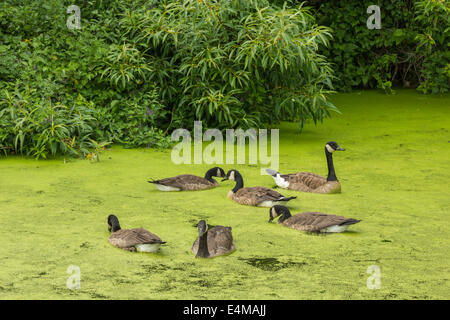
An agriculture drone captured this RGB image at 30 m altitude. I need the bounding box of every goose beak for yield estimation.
[337,146,345,151]
[268,218,273,223]
[221,178,228,182]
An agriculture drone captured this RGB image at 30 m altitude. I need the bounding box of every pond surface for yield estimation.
[0,89,449,299]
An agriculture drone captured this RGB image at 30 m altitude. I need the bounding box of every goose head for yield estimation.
[107,214,121,232]
[213,167,226,178]
[325,141,345,153]
[268,205,291,223]
[221,169,237,182]
[197,220,209,237]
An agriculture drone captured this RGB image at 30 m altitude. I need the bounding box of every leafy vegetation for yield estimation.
[0,0,171,158]
[116,0,337,130]
[0,0,338,157]
[306,0,449,93]
[0,0,447,158]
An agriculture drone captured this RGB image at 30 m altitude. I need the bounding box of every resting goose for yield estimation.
[269,205,360,233]
[107,215,166,252]
[222,169,296,207]
[266,141,345,194]
[148,167,225,191]
[191,220,236,258]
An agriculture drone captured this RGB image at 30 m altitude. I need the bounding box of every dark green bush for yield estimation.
[0,0,170,158]
[0,0,339,158]
[305,0,449,93]
[109,0,339,131]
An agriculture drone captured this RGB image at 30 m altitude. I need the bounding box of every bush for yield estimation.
[0,0,338,158]
[414,0,450,94]
[0,86,99,159]
[305,0,449,93]
[0,0,170,158]
[113,0,338,131]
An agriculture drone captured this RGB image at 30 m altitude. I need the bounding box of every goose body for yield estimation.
[107,215,166,252]
[148,167,225,191]
[192,220,236,258]
[223,170,296,207]
[269,205,360,233]
[267,141,345,194]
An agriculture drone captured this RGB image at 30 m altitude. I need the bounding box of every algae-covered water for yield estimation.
[0,90,449,299]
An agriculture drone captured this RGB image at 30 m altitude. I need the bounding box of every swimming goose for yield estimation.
[266,141,345,194]
[107,215,166,252]
[269,205,360,233]
[191,220,236,258]
[148,167,225,191]
[222,169,296,207]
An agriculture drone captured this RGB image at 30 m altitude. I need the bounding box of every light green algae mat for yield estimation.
[0,90,449,299]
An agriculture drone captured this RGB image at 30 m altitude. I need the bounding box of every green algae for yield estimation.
[0,89,449,299]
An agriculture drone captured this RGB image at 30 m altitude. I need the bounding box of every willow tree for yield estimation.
[112,0,338,130]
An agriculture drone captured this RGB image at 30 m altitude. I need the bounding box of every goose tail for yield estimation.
[339,219,361,226]
[147,179,160,184]
[281,196,296,202]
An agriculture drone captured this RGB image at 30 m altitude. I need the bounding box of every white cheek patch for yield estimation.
[217,168,220,177]
[229,171,235,181]
[325,144,335,153]
[271,207,275,218]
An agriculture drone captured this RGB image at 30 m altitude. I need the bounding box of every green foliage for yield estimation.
[0,0,170,158]
[0,0,338,158]
[307,0,449,93]
[115,0,338,130]
[414,0,450,94]
[0,87,98,159]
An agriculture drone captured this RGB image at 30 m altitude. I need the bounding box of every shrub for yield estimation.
[304,0,449,93]
[111,0,338,131]
[0,0,170,158]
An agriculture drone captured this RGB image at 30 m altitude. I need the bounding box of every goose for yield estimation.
[222,169,296,207]
[191,220,236,258]
[266,141,345,194]
[148,167,225,191]
[269,205,360,233]
[107,215,166,252]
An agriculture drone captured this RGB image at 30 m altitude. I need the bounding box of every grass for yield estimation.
[0,89,449,299]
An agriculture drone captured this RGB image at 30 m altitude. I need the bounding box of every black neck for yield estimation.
[278,210,292,223]
[204,168,216,183]
[196,232,209,258]
[111,221,121,232]
[232,172,244,193]
[325,148,338,181]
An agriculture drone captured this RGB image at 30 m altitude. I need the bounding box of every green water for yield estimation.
[0,90,449,299]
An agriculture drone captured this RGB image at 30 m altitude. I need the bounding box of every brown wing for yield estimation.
[234,187,288,205]
[152,174,216,190]
[191,226,236,257]
[286,172,327,191]
[283,212,357,232]
[108,228,164,249]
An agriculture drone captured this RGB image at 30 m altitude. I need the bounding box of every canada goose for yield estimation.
[266,141,345,194]
[269,205,360,233]
[107,215,166,252]
[148,167,225,191]
[191,220,236,258]
[222,169,296,207]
